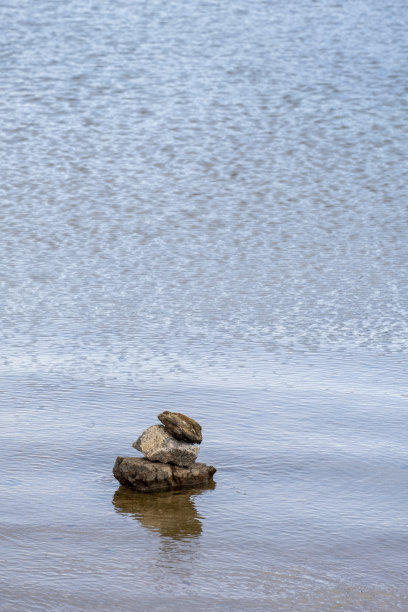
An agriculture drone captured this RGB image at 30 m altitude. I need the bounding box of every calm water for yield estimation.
[1,0,408,610]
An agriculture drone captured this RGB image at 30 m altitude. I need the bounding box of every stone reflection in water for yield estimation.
[112,482,215,540]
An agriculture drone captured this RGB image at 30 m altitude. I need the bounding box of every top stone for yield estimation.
[158,411,202,444]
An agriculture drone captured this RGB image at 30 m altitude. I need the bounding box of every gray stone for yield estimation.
[133,424,199,467]
[113,456,216,493]
[158,410,202,444]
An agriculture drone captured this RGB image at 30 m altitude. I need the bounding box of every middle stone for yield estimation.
[133,424,199,468]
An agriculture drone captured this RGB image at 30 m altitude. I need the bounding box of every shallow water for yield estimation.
[1,0,408,610]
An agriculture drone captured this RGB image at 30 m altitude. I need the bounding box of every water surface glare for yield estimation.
[1,0,408,610]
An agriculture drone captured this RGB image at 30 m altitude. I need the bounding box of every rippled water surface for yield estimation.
[1,0,408,610]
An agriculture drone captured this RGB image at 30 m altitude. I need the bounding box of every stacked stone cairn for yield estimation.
[113,411,216,493]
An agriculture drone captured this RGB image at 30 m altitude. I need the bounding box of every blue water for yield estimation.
[1,0,408,610]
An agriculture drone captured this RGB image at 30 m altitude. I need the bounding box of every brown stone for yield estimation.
[158,411,203,444]
[113,456,216,493]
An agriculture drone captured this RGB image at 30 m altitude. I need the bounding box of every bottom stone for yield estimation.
[113,456,216,493]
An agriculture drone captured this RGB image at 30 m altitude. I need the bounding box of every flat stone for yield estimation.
[133,424,199,467]
[158,411,202,444]
[113,456,216,493]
